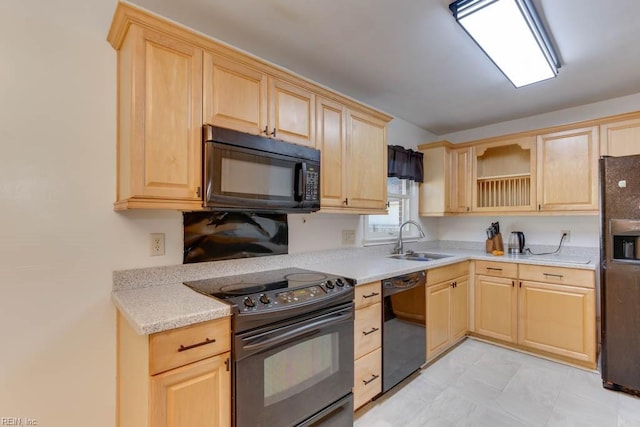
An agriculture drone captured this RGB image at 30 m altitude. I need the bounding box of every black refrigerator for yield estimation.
[600,154,640,395]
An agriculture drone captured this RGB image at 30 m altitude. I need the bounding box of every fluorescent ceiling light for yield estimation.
[449,0,560,88]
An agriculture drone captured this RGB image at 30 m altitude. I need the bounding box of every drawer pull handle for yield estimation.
[363,374,380,386]
[486,267,503,271]
[543,273,564,278]
[178,337,216,352]
[362,327,380,336]
[363,292,380,299]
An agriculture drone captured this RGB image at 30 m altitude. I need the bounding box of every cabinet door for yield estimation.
[203,52,267,136]
[426,281,451,359]
[354,303,382,359]
[346,109,388,210]
[518,281,596,365]
[117,26,203,209]
[475,275,517,343]
[419,144,450,216]
[151,352,231,427]
[451,276,469,341]
[268,78,315,147]
[536,126,599,211]
[448,147,472,212]
[354,347,382,410]
[317,97,346,208]
[600,117,640,157]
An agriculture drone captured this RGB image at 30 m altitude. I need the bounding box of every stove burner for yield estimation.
[284,272,327,282]
[219,283,267,295]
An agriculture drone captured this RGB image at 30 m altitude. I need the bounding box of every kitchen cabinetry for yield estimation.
[426,262,469,360]
[109,3,391,211]
[517,264,596,365]
[473,261,596,368]
[473,137,536,212]
[317,97,347,208]
[600,116,640,156]
[418,142,451,216]
[449,147,473,213]
[111,24,204,211]
[322,109,388,213]
[203,53,315,147]
[117,313,231,427]
[536,126,599,212]
[353,281,382,410]
[474,261,518,343]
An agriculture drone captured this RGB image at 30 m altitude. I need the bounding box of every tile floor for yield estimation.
[354,339,640,426]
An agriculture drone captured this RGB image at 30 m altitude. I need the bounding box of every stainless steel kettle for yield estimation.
[508,231,525,254]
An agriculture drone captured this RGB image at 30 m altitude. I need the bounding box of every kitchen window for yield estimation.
[364,177,420,243]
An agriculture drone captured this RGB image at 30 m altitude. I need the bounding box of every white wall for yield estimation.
[388,116,437,149]
[438,216,600,248]
[0,1,172,425]
[439,92,640,143]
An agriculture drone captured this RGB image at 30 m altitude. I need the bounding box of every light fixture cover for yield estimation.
[449,0,560,87]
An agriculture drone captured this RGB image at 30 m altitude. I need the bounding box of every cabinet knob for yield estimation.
[343,198,349,205]
[263,126,269,135]
[196,186,201,198]
[270,127,277,137]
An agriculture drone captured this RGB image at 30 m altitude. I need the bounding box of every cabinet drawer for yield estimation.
[354,347,382,409]
[427,262,469,286]
[354,281,382,309]
[354,303,381,359]
[150,317,231,375]
[518,264,595,288]
[475,260,518,278]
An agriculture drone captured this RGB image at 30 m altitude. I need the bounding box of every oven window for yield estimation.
[263,332,339,407]
[221,156,293,198]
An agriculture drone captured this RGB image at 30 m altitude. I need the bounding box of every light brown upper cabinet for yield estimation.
[449,147,473,213]
[203,52,315,148]
[473,137,536,212]
[419,142,451,216]
[536,126,599,212]
[203,52,267,137]
[111,24,204,211]
[316,97,347,209]
[600,116,640,157]
[344,109,388,212]
[317,100,389,213]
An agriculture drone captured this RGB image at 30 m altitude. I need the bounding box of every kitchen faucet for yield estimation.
[393,220,426,254]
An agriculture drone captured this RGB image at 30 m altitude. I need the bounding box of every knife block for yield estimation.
[486,233,504,253]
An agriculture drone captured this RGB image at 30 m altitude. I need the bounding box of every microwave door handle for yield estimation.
[296,162,307,202]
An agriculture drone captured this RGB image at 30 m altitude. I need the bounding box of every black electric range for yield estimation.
[184,267,354,333]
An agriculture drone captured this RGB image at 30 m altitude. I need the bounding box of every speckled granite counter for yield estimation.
[113,241,598,335]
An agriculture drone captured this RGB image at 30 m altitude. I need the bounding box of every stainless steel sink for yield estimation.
[389,252,453,261]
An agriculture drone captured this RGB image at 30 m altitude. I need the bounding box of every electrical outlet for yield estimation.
[342,229,356,246]
[150,233,165,256]
[561,230,571,243]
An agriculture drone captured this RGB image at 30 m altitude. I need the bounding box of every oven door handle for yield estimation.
[240,309,352,356]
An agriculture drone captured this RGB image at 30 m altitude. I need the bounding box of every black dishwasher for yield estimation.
[382,270,427,393]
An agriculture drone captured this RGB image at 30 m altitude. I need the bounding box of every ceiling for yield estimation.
[127,0,640,135]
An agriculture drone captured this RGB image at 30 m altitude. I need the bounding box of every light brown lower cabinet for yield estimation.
[353,281,382,410]
[117,313,231,427]
[473,261,596,368]
[426,262,469,360]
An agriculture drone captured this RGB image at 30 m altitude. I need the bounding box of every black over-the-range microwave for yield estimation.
[202,125,321,213]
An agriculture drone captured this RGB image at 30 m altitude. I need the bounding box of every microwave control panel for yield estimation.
[305,168,319,201]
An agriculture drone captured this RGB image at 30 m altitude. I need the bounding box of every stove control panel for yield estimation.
[238,277,353,312]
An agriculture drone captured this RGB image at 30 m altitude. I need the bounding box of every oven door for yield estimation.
[234,303,354,427]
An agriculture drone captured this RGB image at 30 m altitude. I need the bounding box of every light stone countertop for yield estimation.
[112,283,231,335]
[112,241,597,335]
